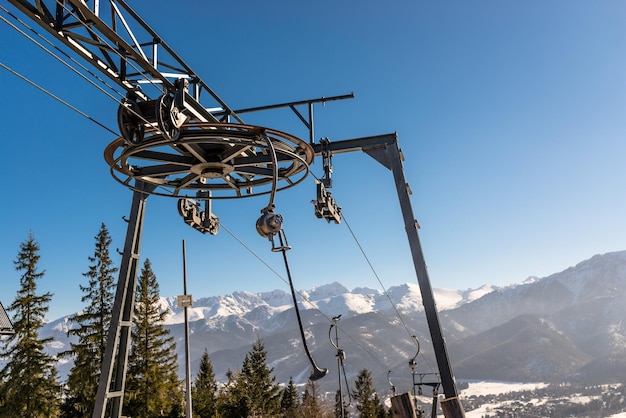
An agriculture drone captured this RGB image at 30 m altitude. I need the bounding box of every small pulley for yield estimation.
[312,138,342,223]
[256,205,290,252]
[178,194,219,235]
[117,79,190,143]
[313,181,342,224]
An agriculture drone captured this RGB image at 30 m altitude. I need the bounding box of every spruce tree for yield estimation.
[352,369,387,418]
[63,223,117,417]
[301,380,332,418]
[215,368,247,418]
[124,258,182,418]
[0,233,61,417]
[240,337,281,416]
[215,338,281,417]
[192,349,217,418]
[280,376,300,417]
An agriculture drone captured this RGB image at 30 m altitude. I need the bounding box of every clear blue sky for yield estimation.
[1,1,625,320]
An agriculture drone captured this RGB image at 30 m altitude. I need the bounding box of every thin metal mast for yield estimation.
[181,240,193,418]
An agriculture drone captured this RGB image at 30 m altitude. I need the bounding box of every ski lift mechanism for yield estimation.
[4,0,465,416]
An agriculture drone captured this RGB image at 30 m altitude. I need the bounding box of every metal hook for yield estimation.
[409,335,420,371]
[329,315,351,416]
[387,370,396,396]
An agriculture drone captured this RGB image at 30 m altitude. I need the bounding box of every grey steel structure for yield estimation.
[5,1,465,417]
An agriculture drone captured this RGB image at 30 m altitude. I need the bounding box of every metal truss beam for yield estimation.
[6,0,239,123]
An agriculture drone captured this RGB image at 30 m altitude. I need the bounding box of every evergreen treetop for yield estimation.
[124,258,181,418]
[0,233,61,418]
[62,223,117,418]
[192,348,217,418]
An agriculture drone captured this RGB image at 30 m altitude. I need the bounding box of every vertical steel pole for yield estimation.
[385,142,466,418]
[93,181,154,418]
[334,325,344,418]
[182,240,193,418]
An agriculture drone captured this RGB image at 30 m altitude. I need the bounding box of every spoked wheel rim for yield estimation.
[104,122,314,199]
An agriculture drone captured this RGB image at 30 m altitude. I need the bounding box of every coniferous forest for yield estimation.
[0,226,391,418]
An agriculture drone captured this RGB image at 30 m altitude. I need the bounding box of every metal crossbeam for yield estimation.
[6,0,239,123]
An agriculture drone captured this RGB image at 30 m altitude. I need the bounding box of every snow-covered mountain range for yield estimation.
[38,250,626,395]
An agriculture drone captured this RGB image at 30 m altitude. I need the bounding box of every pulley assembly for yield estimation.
[312,138,342,223]
[117,79,190,143]
[178,197,219,235]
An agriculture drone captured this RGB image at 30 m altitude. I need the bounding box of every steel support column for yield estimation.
[384,141,465,418]
[313,133,465,418]
[93,180,155,418]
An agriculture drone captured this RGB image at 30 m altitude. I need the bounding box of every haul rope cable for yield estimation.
[342,213,417,342]
[308,171,420,348]
[0,61,118,136]
[2,1,204,137]
[0,5,126,103]
[0,8,160,136]
[308,171,436,372]
[53,0,246,125]
[342,211,436,372]
[221,222,393,379]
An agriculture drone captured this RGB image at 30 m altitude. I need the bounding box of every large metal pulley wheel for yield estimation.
[117,93,186,144]
[105,122,314,199]
[157,93,184,141]
[117,100,145,144]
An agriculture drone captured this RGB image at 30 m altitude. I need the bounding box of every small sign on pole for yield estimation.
[177,294,193,308]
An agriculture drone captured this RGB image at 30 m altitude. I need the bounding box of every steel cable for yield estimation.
[0,61,118,136]
[309,171,436,372]
[219,222,392,375]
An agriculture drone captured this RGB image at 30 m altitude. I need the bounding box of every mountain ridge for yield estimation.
[33,250,626,394]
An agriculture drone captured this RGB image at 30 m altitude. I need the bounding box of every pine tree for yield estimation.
[215,368,247,418]
[280,376,300,417]
[300,380,333,418]
[352,369,387,418]
[124,259,182,418]
[63,223,117,418]
[192,349,217,418]
[0,233,61,417]
[215,338,281,417]
[240,337,281,416]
